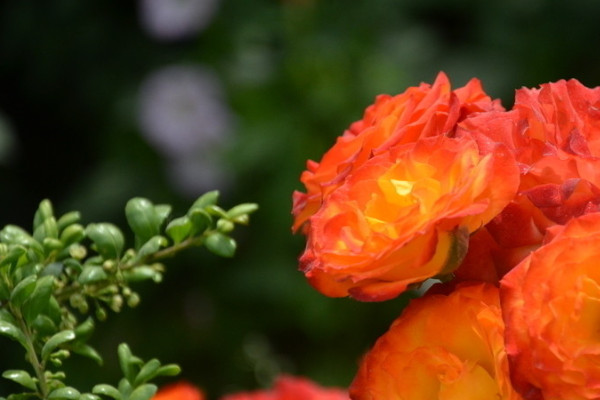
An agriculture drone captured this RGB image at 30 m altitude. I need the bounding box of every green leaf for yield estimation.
[117,379,133,399]
[117,343,135,383]
[0,321,28,349]
[74,317,95,342]
[42,330,76,362]
[187,209,212,236]
[48,386,81,400]
[33,199,54,230]
[33,216,58,242]
[155,364,181,377]
[128,384,157,400]
[122,266,160,283]
[134,236,168,262]
[56,211,81,232]
[226,203,259,219]
[204,204,228,218]
[92,385,121,400]
[31,314,58,338]
[86,223,125,259]
[205,232,236,258]
[10,275,37,308]
[154,205,172,227]
[78,266,108,284]
[0,245,26,268]
[125,198,160,245]
[2,369,37,391]
[190,191,219,210]
[165,217,192,244]
[60,224,86,246]
[22,275,55,324]
[133,359,160,386]
[80,394,102,400]
[71,343,103,365]
[0,225,37,247]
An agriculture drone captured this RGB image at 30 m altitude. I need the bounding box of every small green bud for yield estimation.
[69,244,87,260]
[102,259,116,272]
[69,294,89,314]
[53,349,70,360]
[127,292,140,308]
[95,306,107,321]
[110,295,123,312]
[216,218,235,233]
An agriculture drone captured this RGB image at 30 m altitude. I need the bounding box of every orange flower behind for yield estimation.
[349,283,522,400]
[453,80,600,282]
[299,134,519,301]
[501,212,600,400]
[292,72,503,232]
[220,375,349,400]
[153,382,205,400]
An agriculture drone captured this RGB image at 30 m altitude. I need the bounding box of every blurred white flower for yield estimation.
[137,64,232,159]
[137,64,234,195]
[167,154,232,195]
[139,0,219,41]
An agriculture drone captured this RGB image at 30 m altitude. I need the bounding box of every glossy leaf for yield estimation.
[134,236,168,262]
[155,364,181,377]
[33,216,58,242]
[2,370,37,391]
[122,266,160,283]
[133,359,161,386]
[128,384,157,400]
[78,266,108,284]
[48,386,81,400]
[42,330,76,362]
[226,203,259,219]
[74,317,95,342]
[92,385,121,400]
[9,275,37,308]
[59,224,85,246]
[165,216,192,244]
[71,343,103,365]
[22,275,54,324]
[80,394,102,400]
[205,232,236,258]
[0,225,37,247]
[188,209,212,235]
[125,198,160,245]
[0,245,26,268]
[31,314,58,338]
[154,205,172,227]
[56,211,82,232]
[118,343,135,383]
[0,320,28,349]
[33,199,54,229]
[190,191,219,210]
[86,223,125,259]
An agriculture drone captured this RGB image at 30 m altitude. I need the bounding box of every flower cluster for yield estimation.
[152,376,349,400]
[294,74,600,399]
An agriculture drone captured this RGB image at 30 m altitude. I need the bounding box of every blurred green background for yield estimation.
[1,0,599,398]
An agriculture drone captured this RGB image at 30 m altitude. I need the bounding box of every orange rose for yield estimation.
[500,212,600,400]
[453,80,600,282]
[299,134,519,301]
[220,375,349,400]
[292,72,503,232]
[349,283,522,400]
[153,382,205,400]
